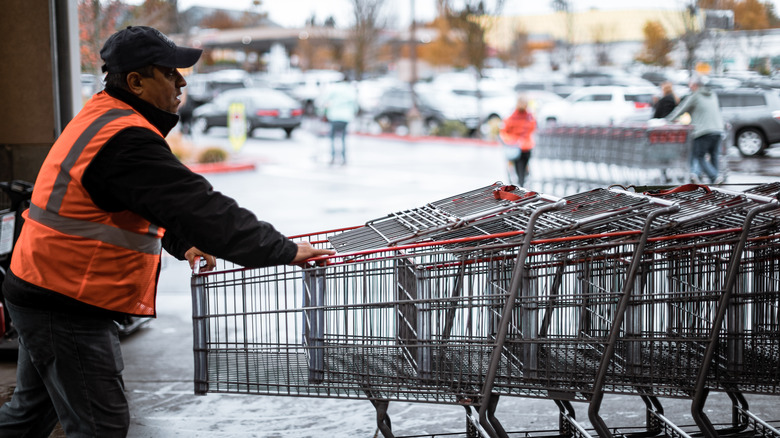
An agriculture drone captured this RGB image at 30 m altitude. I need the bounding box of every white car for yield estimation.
[537,86,657,127]
[426,75,517,123]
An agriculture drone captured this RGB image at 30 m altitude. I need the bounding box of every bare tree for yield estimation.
[507,27,534,69]
[590,23,615,66]
[296,17,344,71]
[440,0,505,78]
[350,0,386,81]
[438,0,505,137]
[707,28,732,75]
[551,0,576,70]
[132,0,180,34]
[677,2,707,75]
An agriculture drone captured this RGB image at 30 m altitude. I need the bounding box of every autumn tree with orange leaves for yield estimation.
[418,16,468,68]
[698,0,774,30]
[78,0,180,75]
[636,20,674,66]
[78,0,129,74]
[733,0,770,29]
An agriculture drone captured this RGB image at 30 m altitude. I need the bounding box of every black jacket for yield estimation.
[653,94,677,119]
[5,86,298,316]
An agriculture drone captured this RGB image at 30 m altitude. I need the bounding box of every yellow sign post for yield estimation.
[228,102,247,151]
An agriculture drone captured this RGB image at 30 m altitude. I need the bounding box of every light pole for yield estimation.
[407,0,423,136]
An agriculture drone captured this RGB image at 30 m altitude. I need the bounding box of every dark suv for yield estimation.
[371,87,446,134]
[717,88,780,156]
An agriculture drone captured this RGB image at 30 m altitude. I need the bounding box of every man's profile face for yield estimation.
[137,66,187,113]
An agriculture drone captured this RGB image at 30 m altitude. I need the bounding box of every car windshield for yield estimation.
[248,90,297,106]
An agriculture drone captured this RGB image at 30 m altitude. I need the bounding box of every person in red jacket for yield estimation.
[499,95,537,186]
[0,26,333,437]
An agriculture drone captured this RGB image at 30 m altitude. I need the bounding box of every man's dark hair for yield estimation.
[104,65,156,91]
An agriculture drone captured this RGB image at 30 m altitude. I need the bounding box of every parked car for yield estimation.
[703,76,743,90]
[425,76,562,131]
[536,85,656,127]
[276,69,345,115]
[640,70,673,86]
[80,73,99,103]
[717,88,780,157]
[566,70,655,87]
[371,86,479,135]
[741,76,780,90]
[186,70,251,106]
[192,87,304,138]
[354,77,401,114]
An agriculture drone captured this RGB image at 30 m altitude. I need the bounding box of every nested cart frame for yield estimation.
[191,182,780,438]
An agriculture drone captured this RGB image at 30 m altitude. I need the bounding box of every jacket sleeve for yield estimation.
[161,230,192,261]
[83,128,299,268]
[665,94,695,123]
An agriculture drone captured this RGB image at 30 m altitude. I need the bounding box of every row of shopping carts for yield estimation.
[531,124,717,196]
[191,181,780,437]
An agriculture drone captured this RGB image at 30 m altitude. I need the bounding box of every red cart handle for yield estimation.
[645,183,711,196]
[493,185,536,201]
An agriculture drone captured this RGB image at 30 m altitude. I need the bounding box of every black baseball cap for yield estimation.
[100,26,202,73]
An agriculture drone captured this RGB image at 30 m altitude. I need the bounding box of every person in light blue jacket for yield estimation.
[665,76,725,184]
[321,80,359,165]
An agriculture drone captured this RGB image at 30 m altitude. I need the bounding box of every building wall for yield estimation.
[489,9,689,51]
[489,9,780,73]
[0,0,60,183]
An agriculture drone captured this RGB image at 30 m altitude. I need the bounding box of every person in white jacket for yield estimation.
[321,80,359,165]
[665,76,725,184]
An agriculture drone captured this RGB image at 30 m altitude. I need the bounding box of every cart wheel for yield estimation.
[466,416,478,438]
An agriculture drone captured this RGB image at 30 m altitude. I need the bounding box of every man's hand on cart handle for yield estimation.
[185,247,217,272]
[291,242,335,265]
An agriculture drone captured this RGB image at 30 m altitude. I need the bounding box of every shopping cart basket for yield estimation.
[191,182,780,438]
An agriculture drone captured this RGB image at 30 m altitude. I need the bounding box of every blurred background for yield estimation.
[75,0,780,142]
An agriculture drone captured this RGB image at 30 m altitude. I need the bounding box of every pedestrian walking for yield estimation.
[665,76,725,184]
[0,25,333,438]
[320,79,359,165]
[499,95,537,186]
[652,81,678,119]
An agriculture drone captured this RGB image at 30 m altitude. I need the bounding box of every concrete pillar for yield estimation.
[0,0,79,184]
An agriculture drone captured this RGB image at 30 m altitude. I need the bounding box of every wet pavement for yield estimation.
[0,128,778,437]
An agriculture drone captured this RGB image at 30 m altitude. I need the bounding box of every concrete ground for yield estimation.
[0,128,778,437]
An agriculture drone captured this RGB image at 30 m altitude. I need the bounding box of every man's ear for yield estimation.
[126,72,144,96]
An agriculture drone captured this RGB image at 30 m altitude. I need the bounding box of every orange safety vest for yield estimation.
[11,92,165,316]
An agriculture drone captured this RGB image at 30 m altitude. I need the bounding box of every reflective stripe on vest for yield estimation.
[37,106,162,253]
[28,204,161,254]
[47,108,135,213]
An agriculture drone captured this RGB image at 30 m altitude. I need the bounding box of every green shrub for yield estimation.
[431,120,469,138]
[198,147,228,164]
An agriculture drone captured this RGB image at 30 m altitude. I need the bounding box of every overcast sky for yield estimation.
[168,0,780,29]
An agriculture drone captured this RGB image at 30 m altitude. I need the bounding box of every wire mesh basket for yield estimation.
[191,182,780,438]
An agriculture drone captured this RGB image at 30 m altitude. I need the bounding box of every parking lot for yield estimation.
[1,124,779,437]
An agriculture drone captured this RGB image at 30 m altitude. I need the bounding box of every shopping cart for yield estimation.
[191,182,780,438]
[0,180,33,345]
[533,124,694,196]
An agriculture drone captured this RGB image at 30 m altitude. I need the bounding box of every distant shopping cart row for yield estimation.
[530,124,730,196]
[191,181,780,438]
